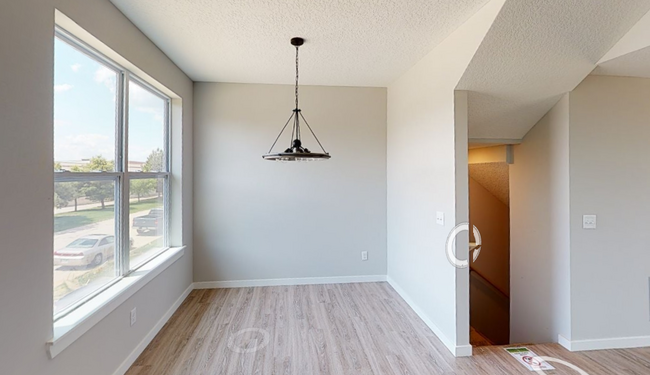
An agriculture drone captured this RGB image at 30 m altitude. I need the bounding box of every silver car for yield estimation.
[54,234,114,268]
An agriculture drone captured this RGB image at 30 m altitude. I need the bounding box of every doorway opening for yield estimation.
[467,145,511,346]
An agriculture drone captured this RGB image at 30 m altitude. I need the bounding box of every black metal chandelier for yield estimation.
[262,37,331,161]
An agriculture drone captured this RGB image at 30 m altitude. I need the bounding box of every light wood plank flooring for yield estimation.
[127,282,650,374]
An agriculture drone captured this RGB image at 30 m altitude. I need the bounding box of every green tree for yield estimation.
[143,148,164,172]
[143,149,164,197]
[131,179,155,202]
[54,162,84,211]
[54,182,75,209]
[74,156,115,209]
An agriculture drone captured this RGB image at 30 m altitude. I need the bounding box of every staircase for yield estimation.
[470,326,494,347]
[470,269,510,345]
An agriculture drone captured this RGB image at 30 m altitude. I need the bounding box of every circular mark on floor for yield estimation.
[227,328,270,354]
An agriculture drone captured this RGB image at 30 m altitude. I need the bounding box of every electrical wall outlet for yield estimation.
[583,214,597,229]
[361,251,368,261]
[436,211,445,226]
[130,307,137,326]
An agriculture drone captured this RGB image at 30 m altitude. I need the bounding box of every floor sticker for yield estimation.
[505,347,556,371]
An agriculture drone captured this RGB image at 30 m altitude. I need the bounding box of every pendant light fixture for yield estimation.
[262,37,331,161]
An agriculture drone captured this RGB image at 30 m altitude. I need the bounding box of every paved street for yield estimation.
[53,209,162,296]
[54,210,156,250]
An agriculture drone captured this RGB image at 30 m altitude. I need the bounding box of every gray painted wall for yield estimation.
[510,94,571,344]
[387,0,505,354]
[569,75,650,341]
[0,1,193,374]
[193,83,387,282]
[511,76,650,346]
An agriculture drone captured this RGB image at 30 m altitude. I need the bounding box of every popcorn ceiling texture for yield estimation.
[469,162,509,206]
[110,0,488,86]
[111,0,650,140]
[458,0,650,140]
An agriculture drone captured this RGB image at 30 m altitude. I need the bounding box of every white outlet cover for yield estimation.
[130,308,137,326]
[361,251,368,261]
[583,215,597,229]
[436,212,445,226]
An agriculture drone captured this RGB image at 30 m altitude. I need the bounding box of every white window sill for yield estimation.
[47,246,186,359]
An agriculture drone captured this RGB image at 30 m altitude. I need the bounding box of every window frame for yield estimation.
[53,27,171,322]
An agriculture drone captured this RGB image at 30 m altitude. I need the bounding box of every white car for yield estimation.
[54,234,115,268]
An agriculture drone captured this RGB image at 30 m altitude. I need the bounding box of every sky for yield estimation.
[54,37,165,164]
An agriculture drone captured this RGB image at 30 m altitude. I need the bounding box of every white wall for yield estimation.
[0,1,193,375]
[386,0,505,355]
[193,83,387,283]
[510,94,571,343]
[569,75,650,343]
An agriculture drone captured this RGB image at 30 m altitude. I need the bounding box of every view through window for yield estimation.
[53,30,170,317]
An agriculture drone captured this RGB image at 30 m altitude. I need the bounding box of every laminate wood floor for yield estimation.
[127,282,650,374]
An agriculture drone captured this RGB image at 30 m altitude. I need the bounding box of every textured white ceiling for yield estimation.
[593,45,650,78]
[458,0,650,140]
[469,163,509,206]
[110,0,488,86]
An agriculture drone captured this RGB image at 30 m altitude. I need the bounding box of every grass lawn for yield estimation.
[54,198,162,233]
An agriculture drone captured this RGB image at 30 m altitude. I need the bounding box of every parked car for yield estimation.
[133,208,163,235]
[54,235,134,268]
[54,235,115,268]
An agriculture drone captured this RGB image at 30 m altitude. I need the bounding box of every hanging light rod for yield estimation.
[262,37,331,162]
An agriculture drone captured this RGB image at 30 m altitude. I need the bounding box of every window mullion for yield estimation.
[127,172,169,180]
[164,98,171,173]
[54,172,121,182]
[117,71,130,276]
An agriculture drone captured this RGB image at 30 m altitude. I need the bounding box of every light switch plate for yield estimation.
[436,212,445,226]
[583,215,597,229]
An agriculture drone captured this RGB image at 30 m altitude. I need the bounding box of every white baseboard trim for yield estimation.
[194,275,387,289]
[558,334,572,350]
[113,283,194,375]
[558,334,650,352]
[386,276,471,357]
[455,344,473,357]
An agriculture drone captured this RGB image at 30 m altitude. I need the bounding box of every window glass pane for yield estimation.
[54,37,118,172]
[54,180,117,315]
[52,32,172,317]
[129,178,166,268]
[128,81,166,172]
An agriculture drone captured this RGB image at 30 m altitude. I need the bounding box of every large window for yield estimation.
[53,29,170,318]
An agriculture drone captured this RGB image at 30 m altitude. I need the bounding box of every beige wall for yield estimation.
[193,83,387,282]
[0,2,193,375]
[468,145,509,164]
[469,176,509,295]
[469,175,510,344]
[569,75,650,343]
[386,0,506,355]
[510,94,571,344]
[509,75,650,349]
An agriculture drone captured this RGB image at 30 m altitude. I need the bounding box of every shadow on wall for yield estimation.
[468,163,510,345]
